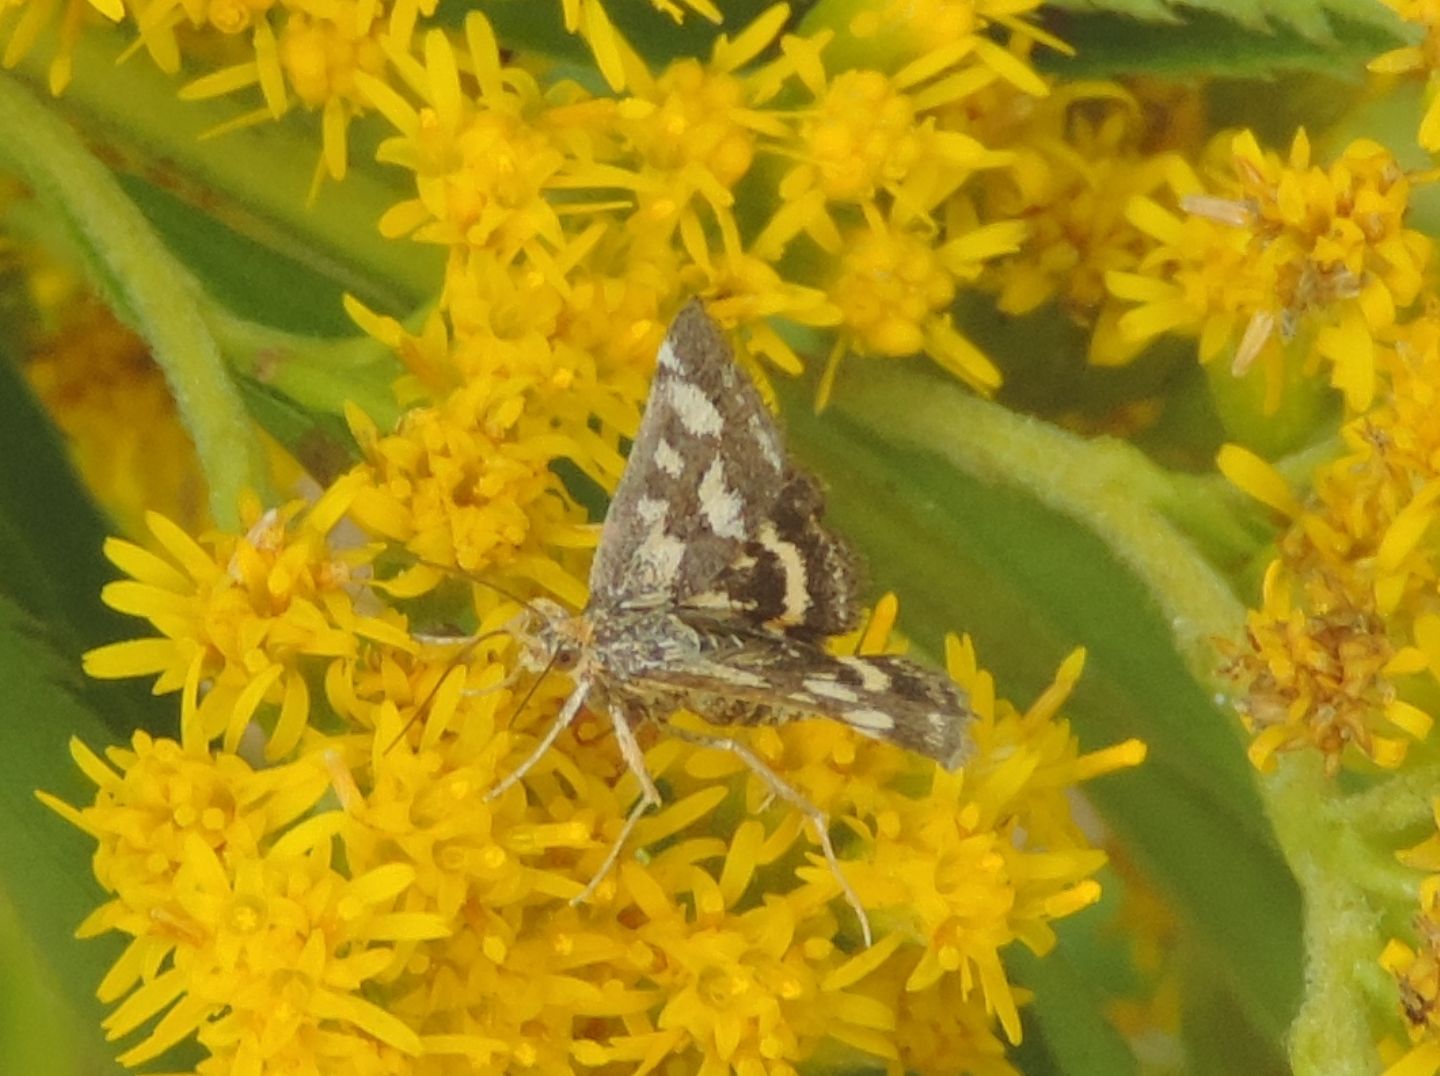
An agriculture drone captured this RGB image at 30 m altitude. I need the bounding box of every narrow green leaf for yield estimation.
[0,891,88,1076]
[0,594,125,1076]
[0,71,262,527]
[1009,956,1139,1075]
[115,174,363,338]
[1040,5,1413,80]
[1181,945,1291,1075]
[234,376,364,487]
[1008,890,1142,1076]
[0,343,169,738]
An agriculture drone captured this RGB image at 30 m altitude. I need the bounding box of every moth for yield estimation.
[490,300,976,945]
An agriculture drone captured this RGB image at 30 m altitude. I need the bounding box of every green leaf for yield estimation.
[1039,3,1414,80]
[783,367,1303,1045]
[234,375,365,487]
[0,594,125,1076]
[0,342,170,739]
[0,71,262,528]
[1181,945,1290,1075]
[115,174,362,339]
[1008,889,1142,1076]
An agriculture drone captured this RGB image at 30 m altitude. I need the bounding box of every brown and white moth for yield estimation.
[490,300,976,945]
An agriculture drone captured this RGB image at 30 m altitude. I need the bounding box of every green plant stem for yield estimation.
[1265,756,1389,1076]
[8,24,439,314]
[0,70,261,527]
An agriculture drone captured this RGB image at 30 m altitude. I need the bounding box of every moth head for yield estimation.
[515,598,590,675]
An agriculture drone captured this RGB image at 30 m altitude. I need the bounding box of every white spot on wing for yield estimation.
[699,459,746,539]
[695,662,767,687]
[629,491,687,586]
[664,379,724,437]
[638,532,686,580]
[635,497,668,526]
[687,588,750,611]
[653,439,685,477]
[840,658,893,693]
[657,340,681,370]
[843,708,895,732]
[803,677,860,703]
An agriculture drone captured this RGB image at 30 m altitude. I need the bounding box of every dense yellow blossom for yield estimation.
[1373,1,1440,151]
[38,733,446,1070]
[83,479,414,758]
[9,0,1051,407]
[14,3,1167,1071]
[343,386,595,606]
[1109,130,1431,412]
[53,527,1142,1071]
[1217,310,1440,772]
[967,81,1202,366]
[24,0,1440,1070]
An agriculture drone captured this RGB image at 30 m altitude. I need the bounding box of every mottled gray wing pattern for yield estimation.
[625,620,974,770]
[589,301,859,637]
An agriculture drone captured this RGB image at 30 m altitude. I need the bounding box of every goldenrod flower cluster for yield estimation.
[1110,130,1429,413]
[55,499,1141,1071]
[6,1,1161,1072]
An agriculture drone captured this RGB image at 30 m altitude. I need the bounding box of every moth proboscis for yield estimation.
[486,300,977,947]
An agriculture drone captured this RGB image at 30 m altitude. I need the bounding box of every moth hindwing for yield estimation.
[496,299,979,945]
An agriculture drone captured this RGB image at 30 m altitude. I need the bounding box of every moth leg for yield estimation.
[572,702,662,906]
[572,790,651,907]
[608,700,662,807]
[666,725,873,948]
[485,677,592,803]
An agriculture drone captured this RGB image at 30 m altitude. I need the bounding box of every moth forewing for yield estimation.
[491,299,978,947]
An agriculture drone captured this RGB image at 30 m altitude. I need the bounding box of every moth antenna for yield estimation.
[381,627,513,756]
[374,556,572,760]
[852,606,878,656]
[398,560,573,623]
[460,663,524,699]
